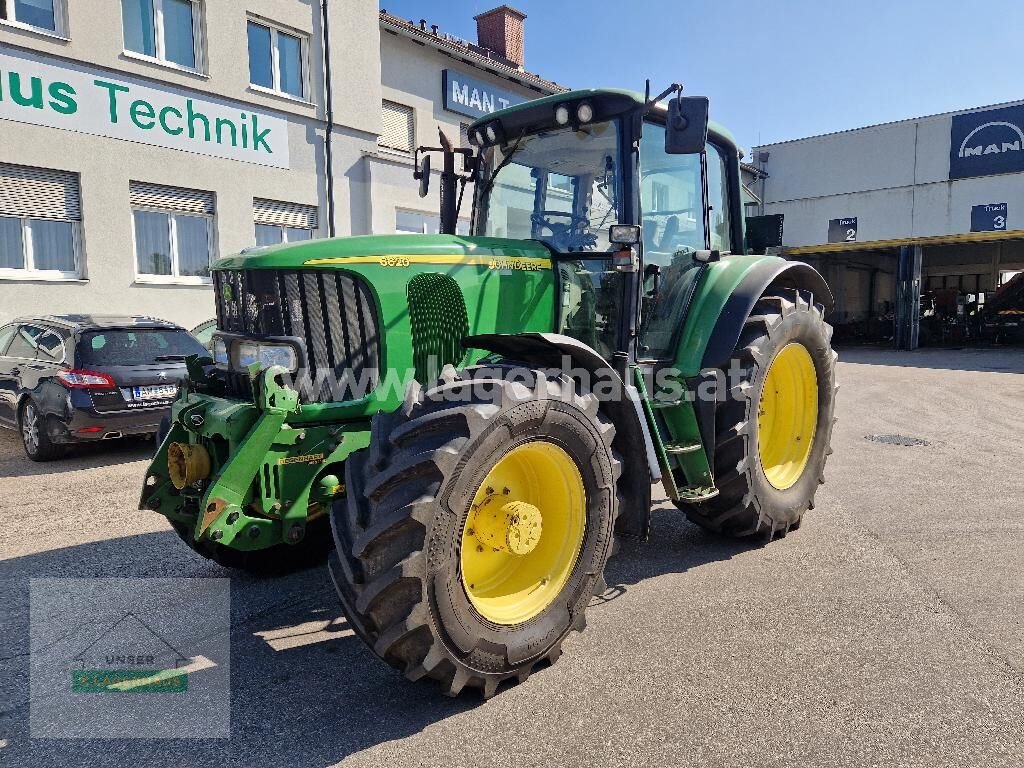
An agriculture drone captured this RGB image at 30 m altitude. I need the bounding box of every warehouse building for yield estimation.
[752,102,1024,347]
[0,2,559,328]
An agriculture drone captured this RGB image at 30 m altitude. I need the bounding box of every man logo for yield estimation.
[958,122,1024,158]
[950,105,1024,179]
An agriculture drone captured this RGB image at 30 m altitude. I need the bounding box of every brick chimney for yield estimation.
[473,5,527,68]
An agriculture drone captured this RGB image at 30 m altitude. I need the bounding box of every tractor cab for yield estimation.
[461,88,745,365]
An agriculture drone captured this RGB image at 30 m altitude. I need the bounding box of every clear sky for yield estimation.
[379,0,1022,151]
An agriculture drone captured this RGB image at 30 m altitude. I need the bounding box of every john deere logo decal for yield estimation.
[221,283,234,302]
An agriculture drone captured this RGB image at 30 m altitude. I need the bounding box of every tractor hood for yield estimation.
[214,235,553,271]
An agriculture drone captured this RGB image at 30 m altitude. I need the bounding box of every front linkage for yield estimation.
[140,363,368,571]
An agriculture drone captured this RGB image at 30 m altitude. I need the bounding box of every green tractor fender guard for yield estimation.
[698,260,833,372]
[682,258,834,476]
[465,332,659,540]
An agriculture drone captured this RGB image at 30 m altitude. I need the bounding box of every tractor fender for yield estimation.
[465,332,658,540]
[700,259,833,371]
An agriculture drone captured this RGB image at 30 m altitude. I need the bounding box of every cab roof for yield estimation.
[469,87,739,153]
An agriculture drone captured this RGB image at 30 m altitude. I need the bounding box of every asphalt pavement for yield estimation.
[1,347,1022,767]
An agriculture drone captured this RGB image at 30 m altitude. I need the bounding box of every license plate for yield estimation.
[133,384,178,401]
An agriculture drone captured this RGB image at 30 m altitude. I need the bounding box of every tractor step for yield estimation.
[651,399,687,410]
[675,485,720,503]
[664,441,703,455]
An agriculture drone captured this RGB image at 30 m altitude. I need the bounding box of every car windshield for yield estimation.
[76,329,207,367]
[477,121,621,252]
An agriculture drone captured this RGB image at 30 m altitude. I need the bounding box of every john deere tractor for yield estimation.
[142,86,837,696]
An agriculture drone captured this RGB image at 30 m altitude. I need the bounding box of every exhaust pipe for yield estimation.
[103,431,123,440]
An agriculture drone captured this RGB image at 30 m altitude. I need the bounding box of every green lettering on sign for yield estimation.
[93,79,130,123]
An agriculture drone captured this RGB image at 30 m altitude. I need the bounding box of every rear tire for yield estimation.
[20,400,62,462]
[681,287,837,541]
[330,364,620,697]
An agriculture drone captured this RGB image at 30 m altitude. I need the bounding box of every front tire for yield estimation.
[330,364,620,697]
[682,287,837,540]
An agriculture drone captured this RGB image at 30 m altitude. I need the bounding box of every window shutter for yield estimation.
[380,101,414,152]
[0,163,81,220]
[253,198,319,229]
[129,182,215,215]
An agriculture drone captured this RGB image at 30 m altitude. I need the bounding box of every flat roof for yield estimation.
[755,96,1024,150]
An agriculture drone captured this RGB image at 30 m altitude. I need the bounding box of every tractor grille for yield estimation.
[213,268,380,402]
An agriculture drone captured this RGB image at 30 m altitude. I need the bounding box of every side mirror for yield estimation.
[665,96,709,154]
[415,154,431,198]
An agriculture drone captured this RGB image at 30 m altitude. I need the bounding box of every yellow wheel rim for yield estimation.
[460,441,586,625]
[757,342,819,490]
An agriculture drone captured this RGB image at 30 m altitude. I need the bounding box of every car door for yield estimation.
[32,328,70,423]
[0,325,41,427]
[0,324,19,426]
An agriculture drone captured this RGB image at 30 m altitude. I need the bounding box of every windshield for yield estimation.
[77,329,207,367]
[477,121,621,252]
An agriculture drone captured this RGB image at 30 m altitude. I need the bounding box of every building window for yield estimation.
[395,209,469,236]
[121,0,204,71]
[253,198,318,245]
[247,19,306,99]
[0,0,67,35]
[380,101,414,153]
[0,163,81,279]
[130,181,215,282]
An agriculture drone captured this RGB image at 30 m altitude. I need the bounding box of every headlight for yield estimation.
[576,102,594,124]
[554,104,570,126]
[238,341,298,372]
[485,124,498,143]
[212,337,229,367]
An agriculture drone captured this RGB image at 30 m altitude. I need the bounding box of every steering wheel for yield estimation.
[531,211,595,251]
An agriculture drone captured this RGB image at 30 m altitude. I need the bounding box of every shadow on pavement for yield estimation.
[836,345,1024,374]
[0,502,750,767]
[0,431,154,479]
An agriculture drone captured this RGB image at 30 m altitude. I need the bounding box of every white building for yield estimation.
[752,101,1024,345]
[0,2,561,328]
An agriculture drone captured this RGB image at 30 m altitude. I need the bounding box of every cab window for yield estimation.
[640,122,705,265]
[706,143,732,252]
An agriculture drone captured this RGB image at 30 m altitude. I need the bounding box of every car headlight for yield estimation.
[212,337,229,368]
[238,341,298,372]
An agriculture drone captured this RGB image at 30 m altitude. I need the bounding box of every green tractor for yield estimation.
[142,86,837,696]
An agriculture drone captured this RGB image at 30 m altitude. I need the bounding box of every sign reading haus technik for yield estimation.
[949,104,1024,180]
[443,69,525,120]
[0,48,290,168]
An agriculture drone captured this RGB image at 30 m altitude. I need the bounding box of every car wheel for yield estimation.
[20,401,62,462]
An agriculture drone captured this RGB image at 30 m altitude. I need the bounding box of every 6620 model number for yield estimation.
[379,256,411,267]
